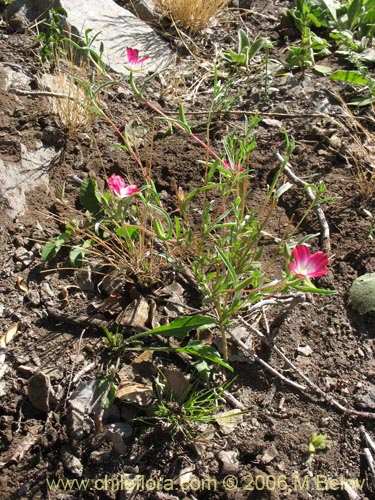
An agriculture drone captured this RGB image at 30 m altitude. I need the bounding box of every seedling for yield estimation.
[308,432,332,453]
[223,29,270,69]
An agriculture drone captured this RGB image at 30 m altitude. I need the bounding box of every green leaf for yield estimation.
[80,178,102,214]
[247,37,268,61]
[144,315,217,339]
[349,273,375,314]
[348,96,375,106]
[69,239,92,267]
[215,245,238,286]
[41,241,59,262]
[192,359,211,383]
[41,231,71,262]
[330,70,369,86]
[180,341,233,371]
[238,28,250,53]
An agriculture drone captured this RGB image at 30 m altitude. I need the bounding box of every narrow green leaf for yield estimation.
[238,28,250,53]
[330,70,369,86]
[215,245,238,286]
[144,315,217,339]
[180,341,233,371]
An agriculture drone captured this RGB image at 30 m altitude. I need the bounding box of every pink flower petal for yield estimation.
[292,245,310,266]
[108,175,139,198]
[137,55,149,64]
[223,160,244,173]
[307,252,329,270]
[290,245,329,279]
[126,47,149,66]
[108,174,126,197]
[122,185,140,197]
[126,47,138,65]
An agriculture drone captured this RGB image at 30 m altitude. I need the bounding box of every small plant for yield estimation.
[287,0,375,72]
[329,47,375,106]
[287,0,331,71]
[34,7,68,63]
[154,0,228,32]
[103,326,125,352]
[144,370,232,439]
[223,29,271,69]
[42,42,335,371]
[308,432,332,453]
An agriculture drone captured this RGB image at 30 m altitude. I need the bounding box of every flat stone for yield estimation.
[27,371,57,413]
[59,0,173,75]
[7,1,173,74]
[8,0,173,75]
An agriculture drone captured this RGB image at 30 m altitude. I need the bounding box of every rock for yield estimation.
[75,269,96,293]
[0,138,55,221]
[61,0,173,74]
[89,450,112,464]
[133,0,156,22]
[260,445,279,464]
[61,447,83,476]
[118,296,150,328]
[8,0,173,76]
[27,371,57,413]
[104,422,133,439]
[40,282,55,304]
[14,247,34,267]
[355,385,375,410]
[104,428,127,455]
[218,450,239,475]
[26,288,41,306]
[17,365,35,377]
[296,345,313,356]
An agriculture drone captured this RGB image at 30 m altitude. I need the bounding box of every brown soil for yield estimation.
[0,1,375,499]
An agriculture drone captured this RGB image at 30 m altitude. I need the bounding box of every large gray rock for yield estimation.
[7,0,173,75]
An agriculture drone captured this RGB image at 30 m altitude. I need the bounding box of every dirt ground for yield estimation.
[0,0,375,499]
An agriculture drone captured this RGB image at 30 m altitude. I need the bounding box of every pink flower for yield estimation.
[290,245,329,279]
[108,174,140,198]
[223,160,244,173]
[126,47,149,67]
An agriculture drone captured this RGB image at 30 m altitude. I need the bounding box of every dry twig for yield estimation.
[276,152,331,253]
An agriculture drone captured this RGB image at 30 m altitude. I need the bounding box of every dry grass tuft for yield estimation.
[154,0,228,32]
[47,63,95,135]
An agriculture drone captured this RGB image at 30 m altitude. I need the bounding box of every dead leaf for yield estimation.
[213,409,244,434]
[0,434,38,469]
[117,296,150,328]
[60,285,80,301]
[0,323,19,347]
[116,382,153,406]
[17,276,28,292]
[164,368,191,404]
[133,351,154,364]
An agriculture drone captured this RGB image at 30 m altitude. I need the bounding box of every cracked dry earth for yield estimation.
[0,1,375,499]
